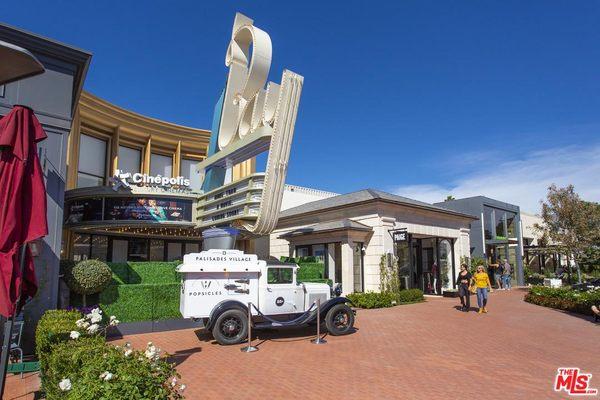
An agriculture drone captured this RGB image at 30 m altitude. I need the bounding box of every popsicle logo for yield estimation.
[554,368,597,396]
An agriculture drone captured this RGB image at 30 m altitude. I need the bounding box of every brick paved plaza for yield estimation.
[6,289,599,399]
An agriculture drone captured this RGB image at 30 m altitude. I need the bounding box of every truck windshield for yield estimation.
[267,267,293,284]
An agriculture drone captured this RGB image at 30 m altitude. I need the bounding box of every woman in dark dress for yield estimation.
[456,263,472,312]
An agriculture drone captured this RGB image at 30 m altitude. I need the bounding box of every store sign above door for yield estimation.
[110,169,190,192]
[392,230,408,242]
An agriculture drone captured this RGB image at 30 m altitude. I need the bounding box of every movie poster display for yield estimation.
[64,198,103,224]
[104,197,192,222]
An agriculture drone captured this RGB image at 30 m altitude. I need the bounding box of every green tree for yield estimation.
[444,195,455,202]
[534,185,600,283]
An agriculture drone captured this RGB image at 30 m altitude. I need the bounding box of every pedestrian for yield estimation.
[502,259,512,290]
[456,263,472,312]
[471,265,493,314]
[494,259,503,290]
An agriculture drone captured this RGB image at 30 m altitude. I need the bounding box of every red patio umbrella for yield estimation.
[0,105,48,317]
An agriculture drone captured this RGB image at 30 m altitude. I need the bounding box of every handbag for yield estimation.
[469,285,477,294]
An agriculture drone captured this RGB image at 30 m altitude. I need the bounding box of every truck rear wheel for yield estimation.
[325,304,354,335]
[212,309,248,345]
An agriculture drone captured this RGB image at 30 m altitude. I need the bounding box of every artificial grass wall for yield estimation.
[73,262,183,323]
[99,283,181,322]
[107,262,180,285]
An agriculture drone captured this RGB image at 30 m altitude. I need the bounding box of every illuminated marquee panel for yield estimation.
[196,174,264,228]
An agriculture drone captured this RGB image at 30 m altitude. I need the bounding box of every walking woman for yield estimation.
[471,265,493,314]
[456,263,472,312]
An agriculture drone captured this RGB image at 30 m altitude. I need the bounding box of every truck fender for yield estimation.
[205,300,249,331]
[317,297,354,319]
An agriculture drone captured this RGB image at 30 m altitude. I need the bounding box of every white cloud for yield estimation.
[391,144,600,213]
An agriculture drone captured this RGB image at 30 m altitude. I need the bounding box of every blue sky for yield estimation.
[4,1,600,212]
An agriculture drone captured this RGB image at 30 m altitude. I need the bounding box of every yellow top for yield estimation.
[472,272,491,288]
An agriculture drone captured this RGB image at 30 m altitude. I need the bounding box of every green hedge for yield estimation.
[347,289,424,309]
[524,286,600,315]
[298,278,333,286]
[106,261,180,285]
[98,283,181,323]
[297,263,325,281]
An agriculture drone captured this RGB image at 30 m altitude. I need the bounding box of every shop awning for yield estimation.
[0,40,44,85]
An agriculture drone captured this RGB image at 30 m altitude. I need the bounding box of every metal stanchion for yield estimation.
[311,298,327,345]
[241,302,258,353]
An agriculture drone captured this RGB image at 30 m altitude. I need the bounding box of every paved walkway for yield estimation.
[5,289,599,399]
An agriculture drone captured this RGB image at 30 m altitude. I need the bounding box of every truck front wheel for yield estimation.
[212,309,248,345]
[325,304,354,335]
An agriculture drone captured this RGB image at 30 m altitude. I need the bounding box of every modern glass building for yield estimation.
[435,196,525,285]
[62,91,255,262]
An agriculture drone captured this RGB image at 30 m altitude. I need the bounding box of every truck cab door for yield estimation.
[262,267,304,315]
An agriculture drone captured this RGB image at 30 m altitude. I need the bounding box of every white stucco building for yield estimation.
[268,186,476,295]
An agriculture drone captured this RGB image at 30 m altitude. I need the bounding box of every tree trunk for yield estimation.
[573,256,582,284]
[82,293,87,307]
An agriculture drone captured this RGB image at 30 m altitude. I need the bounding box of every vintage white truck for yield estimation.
[178,249,355,345]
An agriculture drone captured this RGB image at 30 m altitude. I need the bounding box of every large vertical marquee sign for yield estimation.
[196,13,304,235]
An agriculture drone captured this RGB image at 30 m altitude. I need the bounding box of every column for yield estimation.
[143,137,152,174]
[327,243,336,281]
[341,240,354,295]
[174,141,182,177]
[110,125,120,175]
[516,218,525,286]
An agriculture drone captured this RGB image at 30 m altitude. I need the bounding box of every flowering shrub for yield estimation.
[37,308,119,390]
[44,338,185,399]
[524,286,600,315]
[38,308,184,399]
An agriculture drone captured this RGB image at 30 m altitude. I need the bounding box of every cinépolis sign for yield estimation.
[110,169,190,191]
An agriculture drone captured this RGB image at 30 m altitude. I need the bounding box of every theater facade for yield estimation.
[62,91,254,262]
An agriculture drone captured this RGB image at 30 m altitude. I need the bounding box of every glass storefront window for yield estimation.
[312,244,326,264]
[72,233,91,262]
[181,158,202,191]
[112,239,128,262]
[395,241,411,290]
[150,239,164,261]
[118,146,141,175]
[506,212,516,238]
[91,235,108,261]
[77,134,107,188]
[295,246,309,258]
[334,243,342,285]
[439,239,452,289]
[167,242,182,261]
[128,238,148,261]
[495,210,506,239]
[150,153,173,177]
[483,207,493,240]
[185,243,200,254]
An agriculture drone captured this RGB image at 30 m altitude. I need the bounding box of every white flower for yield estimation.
[69,331,80,340]
[171,377,177,387]
[87,324,100,334]
[180,384,186,392]
[75,318,86,328]
[59,378,71,391]
[99,371,113,381]
[109,316,120,326]
[124,349,132,357]
[86,308,103,324]
[124,342,131,348]
[144,344,160,361]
